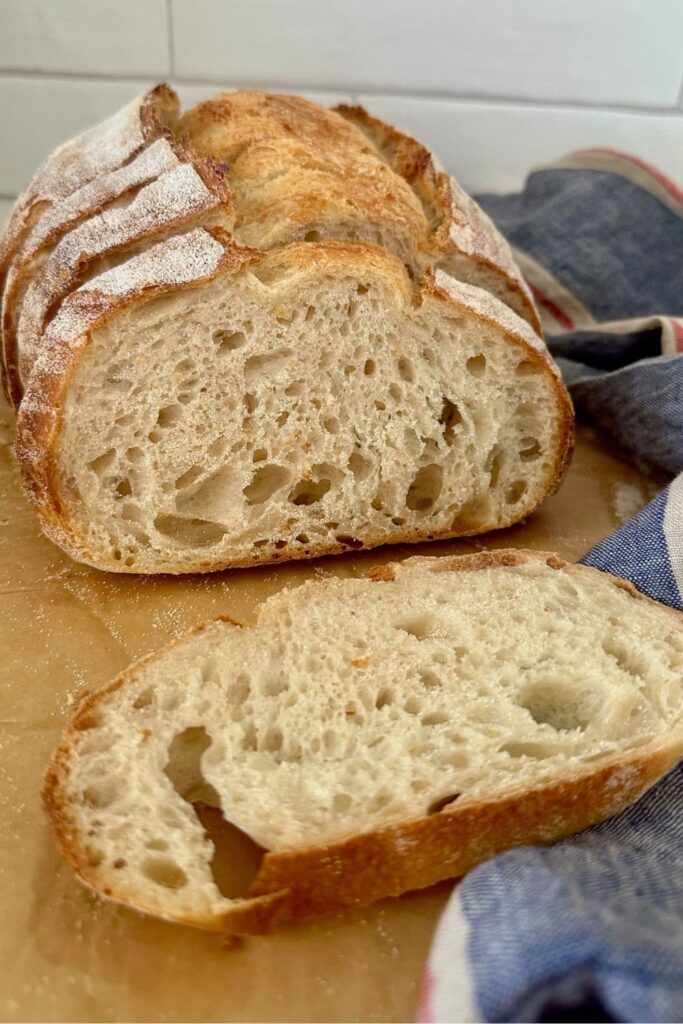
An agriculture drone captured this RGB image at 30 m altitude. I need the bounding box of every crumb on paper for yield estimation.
[612,482,647,524]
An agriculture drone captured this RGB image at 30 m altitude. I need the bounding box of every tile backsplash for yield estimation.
[1,0,681,209]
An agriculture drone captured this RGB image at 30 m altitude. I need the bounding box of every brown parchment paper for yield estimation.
[0,397,659,1024]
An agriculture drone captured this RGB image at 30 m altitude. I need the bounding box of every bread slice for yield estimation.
[44,550,683,933]
[17,232,572,572]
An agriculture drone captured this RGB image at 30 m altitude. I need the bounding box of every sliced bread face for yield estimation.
[45,551,683,932]
[19,238,571,573]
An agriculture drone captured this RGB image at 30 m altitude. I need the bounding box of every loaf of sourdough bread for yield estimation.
[2,87,573,573]
[45,551,683,932]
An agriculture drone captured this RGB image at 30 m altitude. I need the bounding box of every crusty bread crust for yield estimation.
[335,104,541,334]
[0,86,179,403]
[17,239,573,574]
[42,550,683,932]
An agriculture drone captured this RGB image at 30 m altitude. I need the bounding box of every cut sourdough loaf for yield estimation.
[18,233,572,572]
[44,550,683,933]
[4,86,572,571]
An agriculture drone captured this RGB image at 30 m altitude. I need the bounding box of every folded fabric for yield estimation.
[421,149,683,1024]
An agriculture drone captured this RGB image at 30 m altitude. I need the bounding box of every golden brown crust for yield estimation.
[178,91,427,262]
[16,237,572,574]
[251,746,678,922]
[335,104,542,334]
[43,550,683,932]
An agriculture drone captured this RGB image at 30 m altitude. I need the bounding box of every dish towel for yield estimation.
[420,151,683,1024]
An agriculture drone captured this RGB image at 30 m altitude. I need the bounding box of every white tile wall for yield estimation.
[0,0,169,77]
[172,0,683,108]
[359,95,683,193]
[0,0,682,204]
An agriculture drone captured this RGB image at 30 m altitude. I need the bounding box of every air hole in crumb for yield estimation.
[175,466,202,490]
[375,400,386,411]
[296,533,310,544]
[244,464,291,504]
[428,794,460,815]
[113,858,127,869]
[392,516,405,526]
[164,727,220,804]
[83,780,119,809]
[421,710,449,726]
[252,448,267,463]
[305,305,316,321]
[506,479,528,504]
[213,329,246,354]
[419,669,442,689]
[357,283,369,295]
[516,681,600,732]
[157,404,183,428]
[142,857,187,890]
[439,398,462,446]
[516,359,540,376]
[304,230,321,242]
[288,478,331,506]
[228,673,250,703]
[520,437,542,461]
[348,451,372,480]
[369,790,391,812]
[245,348,293,381]
[264,727,283,754]
[397,614,433,639]
[333,792,352,812]
[115,478,132,498]
[276,410,289,427]
[406,464,443,511]
[284,380,304,397]
[126,447,144,464]
[263,676,288,697]
[324,416,340,433]
[487,447,505,488]
[364,359,376,376]
[398,357,415,382]
[501,741,551,759]
[404,696,422,715]
[335,534,363,549]
[466,354,487,377]
[154,515,225,547]
[375,687,394,709]
[193,803,266,899]
[145,839,168,851]
[133,689,153,710]
[274,539,287,549]
[89,450,116,475]
[389,383,402,402]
